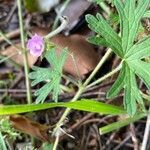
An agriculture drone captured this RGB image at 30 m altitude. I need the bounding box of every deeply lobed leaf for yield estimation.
[29,48,67,103]
[86,0,150,116]
[86,13,123,57]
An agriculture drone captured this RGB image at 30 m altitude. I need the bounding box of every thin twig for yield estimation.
[130,124,139,150]
[114,134,131,150]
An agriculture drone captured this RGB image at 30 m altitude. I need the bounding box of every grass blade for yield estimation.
[99,113,145,135]
[0,99,126,116]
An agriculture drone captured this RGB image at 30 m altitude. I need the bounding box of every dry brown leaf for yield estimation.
[10,115,50,142]
[1,27,99,77]
[51,34,99,78]
[0,43,38,68]
[33,27,99,78]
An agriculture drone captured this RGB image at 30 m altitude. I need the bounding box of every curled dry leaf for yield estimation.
[0,43,38,68]
[9,115,50,142]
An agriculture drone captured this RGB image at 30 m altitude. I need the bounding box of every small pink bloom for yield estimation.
[27,34,44,57]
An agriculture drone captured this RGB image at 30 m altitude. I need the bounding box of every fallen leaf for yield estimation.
[1,27,99,77]
[10,115,50,141]
[51,34,99,78]
[0,44,38,68]
[32,27,100,78]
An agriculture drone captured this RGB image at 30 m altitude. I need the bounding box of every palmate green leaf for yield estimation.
[107,63,125,98]
[86,0,149,116]
[0,99,126,116]
[0,132,7,150]
[123,63,143,116]
[86,13,123,57]
[129,60,150,89]
[29,66,52,86]
[87,36,111,47]
[125,36,150,60]
[143,10,150,18]
[114,0,149,52]
[108,62,144,116]
[29,48,67,103]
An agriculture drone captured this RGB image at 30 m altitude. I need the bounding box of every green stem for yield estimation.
[17,0,32,104]
[54,62,121,132]
[83,49,112,87]
[87,63,122,89]
[53,49,112,133]
[45,16,68,39]
[52,0,71,30]
[53,135,59,150]
[53,87,83,133]
[62,74,79,86]
[60,85,73,93]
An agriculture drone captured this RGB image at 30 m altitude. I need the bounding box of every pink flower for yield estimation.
[27,34,44,57]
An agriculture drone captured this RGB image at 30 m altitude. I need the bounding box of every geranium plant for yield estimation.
[0,0,150,149]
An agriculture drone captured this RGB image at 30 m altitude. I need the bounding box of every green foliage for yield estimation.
[143,10,150,18]
[86,13,123,57]
[29,46,67,103]
[42,143,53,150]
[0,117,20,140]
[86,0,150,116]
[93,0,104,5]
[0,99,126,116]
[99,113,145,135]
[0,132,7,150]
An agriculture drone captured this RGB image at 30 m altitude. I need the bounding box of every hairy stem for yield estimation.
[45,16,68,39]
[83,49,112,87]
[52,0,71,30]
[87,63,122,89]
[17,0,32,104]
